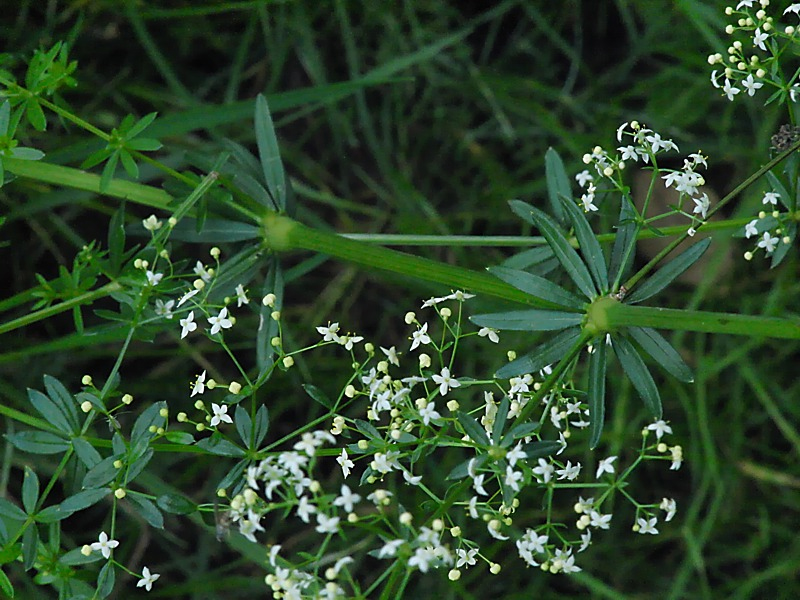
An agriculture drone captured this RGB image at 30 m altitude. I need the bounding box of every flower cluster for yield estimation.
[708,0,800,103]
[742,190,793,260]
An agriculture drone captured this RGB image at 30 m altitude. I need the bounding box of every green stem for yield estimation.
[605,302,800,339]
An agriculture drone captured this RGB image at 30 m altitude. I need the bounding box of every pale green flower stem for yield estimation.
[4,157,800,340]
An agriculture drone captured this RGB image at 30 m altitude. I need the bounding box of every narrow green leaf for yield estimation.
[6,431,69,455]
[354,419,382,441]
[509,200,597,299]
[626,238,712,303]
[561,195,608,291]
[492,395,510,443]
[445,456,488,481]
[130,401,166,455]
[627,327,693,383]
[107,204,126,275]
[234,405,253,450]
[216,459,247,491]
[253,404,269,449]
[43,375,80,431]
[303,384,333,409]
[456,411,489,446]
[35,505,68,523]
[496,327,583,379]
[72,438,102,469]
[544,147,569,223]
[127,494,164,529]
[119,150,139,179]
[471,309,583,332]
[0,100,9,135]
[488,266,585,310]
[0,498,28,521]
[156,493,197,515]
[0,567,14,598]
[254,94,285,211]
[165,218,260,243]
[126,137,162,152]
[770,221,795,268]
[97,561,115,598]
[26,99,46,131]
[10,147,45,160]
[27,388,73,435]
[608,195,638,285]
[612,336,662,419]
[196,435,245,457]
[126,112,158,139]
[521,440,562,460]
[164,431,195,445]
[59,488,109,514]
[99,152,119,192]
[587,340,608,449]
[22,467,39,514]
[83,456,121,489]
[22,524,38,570]
[501,246,555,270]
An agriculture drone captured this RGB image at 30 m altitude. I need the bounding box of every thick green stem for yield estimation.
[603,302,800,339]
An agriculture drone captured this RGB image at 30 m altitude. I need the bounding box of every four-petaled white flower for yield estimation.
[337,449,354,478]
[381,346,400,366]
[595,455,617,479]
[741,74,763,97]
[456,548,478,568]
[723,79,740,101]
[757,231,779,253]
[753,28,768,51]
[210,402,233,427]
[532,458,554,483]
[786,3,800,15]
[478,327,499,343]
[90,531,119,559]
[575,169,594,187]
[410,323,431,351]
[191,370,206,397]
[431,367,460,396]
[660,497,677,522]
[762,191,780,206]
[333,484,362,512]
[194,261,213,282]
[647,419,673,440]
[208,307,232,335]
[155,299,174,319]
[589,510,612,530]
[745,219,759,239]
[637,516,659,535]
[146,270,163,286]
[235,284,249,307]
[505,465,523,492]
[142,215,162,231]
[136,566,160,591]
[693,193,710,220]
[316,322,341,342]
[419,402,441,426]
[315,513,340,534]
[180,311,197,339]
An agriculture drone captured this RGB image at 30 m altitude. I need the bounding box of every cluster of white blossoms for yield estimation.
[708,0,800,102]
[199,292,685,596]
[577,122,711,234]
[742,191,793,260]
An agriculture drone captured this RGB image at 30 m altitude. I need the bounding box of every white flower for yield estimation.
[402,470,422,485]
[693,193,710,220]
[333,485,361,513]
[581,193,598,212]
[177,288,200,307]
[575,169,594,187]
[595,455,617,479]
[531,458,554,483]
[378,539,404,558]
[589,510,612,529]
[722,79,741,101]
[315,513,340,534]
[735,0,754,8]
[431,367,460,396]
[419,402,441,426]
[762,191,780,205]
[337,449,354,478]
[155,299,174,319]
[618,145,639,161]
[660,497,677,522]
[745,219,759,238]
[190,370,206,397]
[506,443,527,468]
[555,460,581,481]
[210,403,233,427]
[443,290,475,302]
[90,531,119,559]
[478,327,499,343]
[179,311,197,339]
[647,419,673,441]
[637,516,659,535]
[136,566,160,591]
[553,548,581,573]
[785,3,800,15]
[208,307,232,335]
[146,270,163,286]
[741,74,763,96]
[235,284,249,307]
[645,132,678,153]
[142,215,162,231]
[753,28,768,51]
[757,231,779,253]
[456,548,478,568]
[505,466,523,492]
[316,322,340,342]
[381,346,400,366]
[194,261,213,282]
[409,323,431,351]
[670,445,684,470]
[579,530,592,553]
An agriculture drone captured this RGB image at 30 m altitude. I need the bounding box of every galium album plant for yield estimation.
[1,2,800,597]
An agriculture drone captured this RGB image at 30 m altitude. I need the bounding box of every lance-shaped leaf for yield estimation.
[521,440,563,460]
[254,94,286,211]
[587,339,608,449]
[561,194,608,292]
[626,238,711,303]
[509,200,597,299]
[612,335,662,419]
[627,327,693,383]
[457,411,489,446]
[608,195,638,284]
[496,327,582,378]
[471,309,583,332]
[770,221,796,268]
[492,395,510,443]
[545,147,570,224]
[488,266,585,311]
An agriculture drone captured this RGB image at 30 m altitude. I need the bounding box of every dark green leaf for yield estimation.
[521,440,562,460]
[119,150,138,179]
[509,200,597,299]
[627,327,693,383]
[355,419,382,441]
[126,448,154,482]
[544,147,569,224]
[165,218,260,243]
[26,99,46,131]
[107,204,126,275]
[770,221,795,268]
[22,467,39,514]
[626,238,712,303]
[0,498,27,521]
[561,194,608,291]
[97,561,115,598]
[6,431,69,455]
[35,505,68,523]
[492,395,510,443]
[253,405,269,449]
[99,152,119,192]
[504,421,541,441]
[43,375,80,431]
[456,412,489,446]
[766,171,791,211]
[446,455,488,481]
[488,266,585,310]
[126,112,158,139]
[608,195,638,285]
[82,456,121,489]
[217,459,247,490]
[234,405,253,450]
[501,246,555,270]
[196,435,246,457]
[612,336,662,419]
[22,524,38,570]
[59,546,102,566]
[254,94,286,211]
[496,327,583,379]
[156,493,197,515]
[471,309,583,331]
[72,438,102,469]
[126,494,164,529]
[27,388,72,435]
[0,566,14,598]
[587,339,608,449]
[303,384,333,409]
[164,431,195,445]
[59,489,109,514]
[130,401,166,455]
